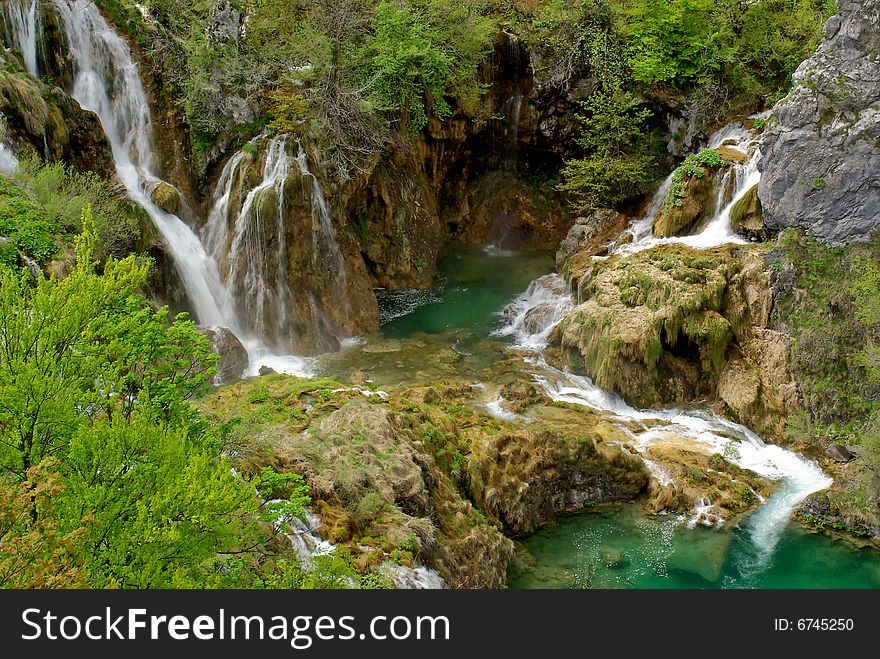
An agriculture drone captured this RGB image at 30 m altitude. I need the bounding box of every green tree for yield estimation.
[61,419,261,588]
[623,0,726,86]
[0,210,217,477]
[559,81,657,211]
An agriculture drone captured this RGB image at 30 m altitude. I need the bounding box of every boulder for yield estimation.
[759,0,880,244]
[555,209,626,268]
[825,444,855,462]
[729,184,767,241]
[653,168,718,238]
[147,181,182,215]
[203,327,248,384]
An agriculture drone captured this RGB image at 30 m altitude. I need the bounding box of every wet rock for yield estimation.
[759,0,880,244]
[729,184,767,241]
[258,365,277,377]
[0,53,114,179]
[598,546,629,569]
[203,327,248,384]
[556,209,626,268]
[825,444,855,462]
[653,168,719,238]
[468,430,648,536]
[147,181,182,215]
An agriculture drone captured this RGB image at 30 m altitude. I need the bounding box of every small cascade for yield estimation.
[0,0,40,77]
[0,141,19,174]
[205,136,297,352]
[294,143,350,314]
[611,114,767,257]
[499,92,524,167]
[379,563,448,589]
[494,273,573,350]
[284,508,447,589]
[608,174,674,252]
[499,281,832,560]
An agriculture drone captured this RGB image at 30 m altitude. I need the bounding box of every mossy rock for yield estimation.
[653,168,718,238]
[554,244,773,407]
[729,184,767,241]
[149,181,182,215]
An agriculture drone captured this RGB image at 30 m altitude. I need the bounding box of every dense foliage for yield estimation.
[0,211,363,588]
[774,231,880,528]
[98,0,832,192]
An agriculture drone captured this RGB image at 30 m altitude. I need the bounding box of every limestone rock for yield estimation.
[729,184,767,241]
[653,168,718,238]
[555,209,626,268]
[147,181,182,215]
[825,444,855,462]
[205,0,243,45]
[468,430,648,536]
[759,0,880,244]
[203,326,248,384]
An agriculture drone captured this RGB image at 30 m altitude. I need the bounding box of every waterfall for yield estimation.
[294,143,350,313]
[50,0,233,327]
[204,136,297,352]
[498,289,832,561]
[43,0,312,377]
[493,273,573,350]
[284,508,448,589]
[0,141,19,174]
[1,0,39,77]
[611,114,767,257]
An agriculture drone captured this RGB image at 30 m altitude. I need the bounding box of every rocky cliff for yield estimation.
[759,0,880,244]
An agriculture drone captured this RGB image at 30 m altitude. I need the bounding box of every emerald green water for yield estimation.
[378,245,553,339]
[368,245,880,590]
[508,505,880,589]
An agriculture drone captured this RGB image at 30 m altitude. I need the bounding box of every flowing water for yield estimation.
[295,142,349,313]
[1,0,39,77]
[18,0,312,378]
[354,243,880,589]
[2,4,875,588]
[610,115,766,257]
[508,504,880,589]
[0,141,19,174]
[379,245,553,341]
[203,136,297,352]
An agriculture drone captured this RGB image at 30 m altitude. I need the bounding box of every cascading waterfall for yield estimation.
[494,273,573,350]
[0,0,40,77]
[50,0,233,327]
[610,115,767,257]
[0,141,19,174]
[494,267,832,564]
[295,143,350,314]
[203,136,298,353]
[284,508,448,589]
[39,0,310,377]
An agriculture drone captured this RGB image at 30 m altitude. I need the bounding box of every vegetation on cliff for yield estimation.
[774,231,880,536]
[0,220,355,588]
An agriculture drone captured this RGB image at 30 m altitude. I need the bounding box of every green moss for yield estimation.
[665,149,726,210]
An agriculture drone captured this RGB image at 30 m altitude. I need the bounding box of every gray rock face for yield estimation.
[825,443,855,462]
[203,326,248,384]
[205,0,243,45]
[555,209,623,268]
[759,0,880,244]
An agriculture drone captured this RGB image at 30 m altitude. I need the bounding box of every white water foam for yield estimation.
[0,141,19,174]
[494,273,573,350]
[1,0,39,77]
[610,115,767,257]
